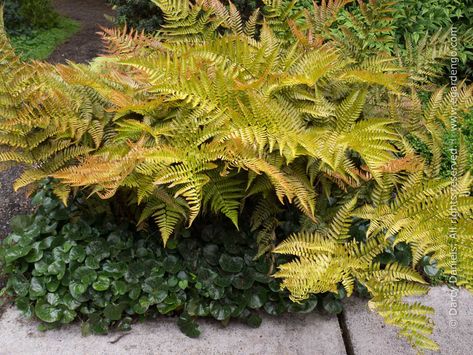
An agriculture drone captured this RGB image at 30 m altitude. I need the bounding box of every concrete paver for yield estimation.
[0,306,346,355]
[343,286,473,355]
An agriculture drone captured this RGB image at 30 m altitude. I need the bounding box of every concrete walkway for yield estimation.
[0,286,472,355]
[0,309,345,355]
[343,286,473,355]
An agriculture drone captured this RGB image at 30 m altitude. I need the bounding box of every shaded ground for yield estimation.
[0,165,30,290]
[48,0,114,63]
[0,166,30,240]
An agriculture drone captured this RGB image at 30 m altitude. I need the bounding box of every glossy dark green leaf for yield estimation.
[25,243,44,263]
[85,256,101,270]
[424,264,439,277]
[197,267,218,286]
[143,275,166,293]
[10,215,34,234]
[156,302,178,314]
[268,280,281,293]
[9,274,29,297]
[253,272,271,284]
[246,314,262,328]
[4,244,33,264]
[111,280,128,296]
[128,285,141,300]
[69,281,87,299]
[85,241,110,261]
[215,274,233,288]
[16,297,33,317]
[132,302,148,314]
[73,266,97,285]
[227,297,245,316]
[116,317,132,332]
[38,236,54,250]
[202,244,219,265]
[47,260,66,278]
[149,289,168,303]
[263,301,286,316]
[232,272,254,290]
[92,276,111,291]
[47,292,61,306]
[35,302,62,323]
[62,240,75,253]
[186,298,209,317]
[322,296,342,314]
[46,278,60,293]
[103,261,127,279]
[61,309,77,324]
[288,298,318,314]
[177,314,201,338]
[62,294,81,310]
[104,303,126,321]
[163,255,181,274]
[209,301,232,321]
[69,246,86,263]
[247,287,268,309]
[125,261,146,283]
[88,314,109,334]
[219,254,244,273]
[31,190,46,206]
[167,276,178,288]
[206,284,225,300]
[254,258,271,274]
[34,259,49,275]
[177,271,189,280]
[30,277,47,298]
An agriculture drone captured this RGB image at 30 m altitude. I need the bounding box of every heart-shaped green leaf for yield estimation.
[35,302,62,323]
[219,254,244,273]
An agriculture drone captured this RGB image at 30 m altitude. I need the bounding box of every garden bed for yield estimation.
[1,1,473,354]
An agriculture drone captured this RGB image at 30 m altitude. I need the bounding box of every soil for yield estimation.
[0,165,31,240]
[0,164,30,291]
[48,0,114,64]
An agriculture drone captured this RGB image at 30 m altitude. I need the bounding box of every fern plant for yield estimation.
[274,172,473,351]
[1,1,410,242]
[1,1,473,351]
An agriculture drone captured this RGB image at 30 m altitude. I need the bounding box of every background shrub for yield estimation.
[1,0,59,35]
[392,0,473,77]
[108,0,266,32]
[108,0,164,33]
[9,16,79,60]
[106,0,473,77]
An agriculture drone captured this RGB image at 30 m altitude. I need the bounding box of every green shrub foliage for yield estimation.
[108,0,165,33]
[0,182,340,336]
[1,0,58,35]
[108,0,265,31]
